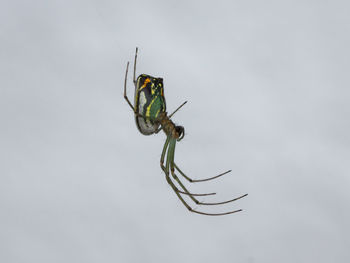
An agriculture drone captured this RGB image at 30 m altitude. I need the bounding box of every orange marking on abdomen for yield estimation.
[140,78,151,90]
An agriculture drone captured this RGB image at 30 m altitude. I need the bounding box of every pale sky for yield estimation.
[1,1,349,262]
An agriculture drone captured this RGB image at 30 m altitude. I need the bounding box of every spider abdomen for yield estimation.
[134,74,166,135]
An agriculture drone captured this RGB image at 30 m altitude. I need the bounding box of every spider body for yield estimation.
[134,74,166,135]
[158,112,184,140]
[123,48,247,216]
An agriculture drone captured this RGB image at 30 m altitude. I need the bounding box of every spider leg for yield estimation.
[169,140,247,206]
[160,136,215,197]
[172,168,247,205]
[166,139,243,216]
[174,163,231,183]
[124,64,155,118]
[123,61,136,112]
[160,135,171,172]
[124,47,140,112]
[168,101,187,119]
[133,47,138,85]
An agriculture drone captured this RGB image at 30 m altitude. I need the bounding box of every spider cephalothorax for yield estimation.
[123,47,247,216]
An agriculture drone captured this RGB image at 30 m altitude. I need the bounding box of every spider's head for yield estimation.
[175,125,185,141]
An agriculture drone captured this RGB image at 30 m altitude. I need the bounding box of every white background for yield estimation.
[1,0,349,262]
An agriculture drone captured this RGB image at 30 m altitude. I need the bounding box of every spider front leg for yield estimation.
[164,138,243,216]
[160,136,171,172]
[160,136,215,197]
[169,140,247,208]
[171,165,247,206]
[163,138,198,211]
[174,163,232,182]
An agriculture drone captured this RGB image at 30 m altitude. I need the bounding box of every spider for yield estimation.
[123,48,247,216]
